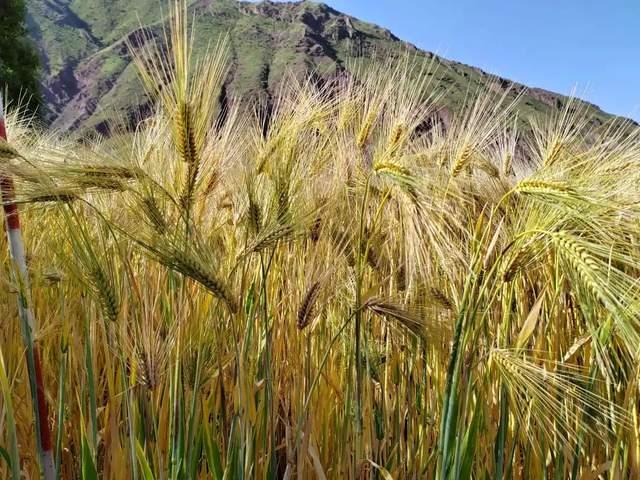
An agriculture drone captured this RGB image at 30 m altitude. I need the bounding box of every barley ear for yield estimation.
[297,281,322,330]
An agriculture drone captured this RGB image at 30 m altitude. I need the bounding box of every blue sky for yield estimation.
[259,0,640,121]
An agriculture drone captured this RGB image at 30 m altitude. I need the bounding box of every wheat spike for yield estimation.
[276,181,290,225]
[364,297,429,340]
[0,138,20,161]
[502,245,532,282]
[502,152,513,176]
[387,123,406,157]
[338,100,357,131]
[374,161,412,178]
[160,246,237,313]
[309,216,322,242]
[451,145,474,177]
[550,232,606,307]
[64,165,141,180]
[176,101,199,166]
[141,196,167,234]
[91,266,119,322]
[21,189,76,204]
[515,180,573,196]
[429,287,453,310]
[477,158,500,178]
[297,281,322,330]
[551,232,600,272]
[544,139,563,166]
[357,110,377,150]
[247,223,295,254]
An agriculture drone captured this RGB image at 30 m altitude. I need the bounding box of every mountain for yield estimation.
[26,0,615,132]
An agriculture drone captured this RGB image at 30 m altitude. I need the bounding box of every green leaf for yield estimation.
[0,446,10,466]
[135,440,156,480]
[203,425,224,480]
[187,428,203,480]
[81,436,98,480]
[458,401,482,480]
[223,419,243,480]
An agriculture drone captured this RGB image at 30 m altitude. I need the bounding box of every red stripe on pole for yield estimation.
[33,346,53,451]
[0,177,20,230]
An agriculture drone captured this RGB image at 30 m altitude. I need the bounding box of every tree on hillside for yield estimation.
[0,0,40,113]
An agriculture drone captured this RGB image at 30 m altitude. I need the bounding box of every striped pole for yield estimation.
[0,97,55,479]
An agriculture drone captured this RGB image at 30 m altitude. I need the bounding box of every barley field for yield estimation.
[0,4,639,479]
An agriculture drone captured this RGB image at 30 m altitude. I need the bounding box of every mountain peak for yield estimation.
[27,0,615,131]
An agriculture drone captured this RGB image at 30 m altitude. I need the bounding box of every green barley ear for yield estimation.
[43,162,143,194]
[515,180,573,196]
[21,188,77,204]
[140,195,167,234]
[374,160,412,179]
[156,244,237,313]
[120,318,175,392]
[0,137,20,161]
[544,139,564,166]
[495,119,518,177]
[548,231,634,335]
[90,265,120,322]
[58,207,122,322]
[244,222,295,255]
[69,165,142,179]
[373,160,417,195]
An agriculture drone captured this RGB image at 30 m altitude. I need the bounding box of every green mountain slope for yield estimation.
[27,0,615,131]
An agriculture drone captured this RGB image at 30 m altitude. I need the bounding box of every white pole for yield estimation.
[0,96,55,480]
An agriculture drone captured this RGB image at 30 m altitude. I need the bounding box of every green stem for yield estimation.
[259,249,276,478]
[83,307,98,458]
[494,384,508,480]
[354,175,371,468]
[54,343,67,479]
